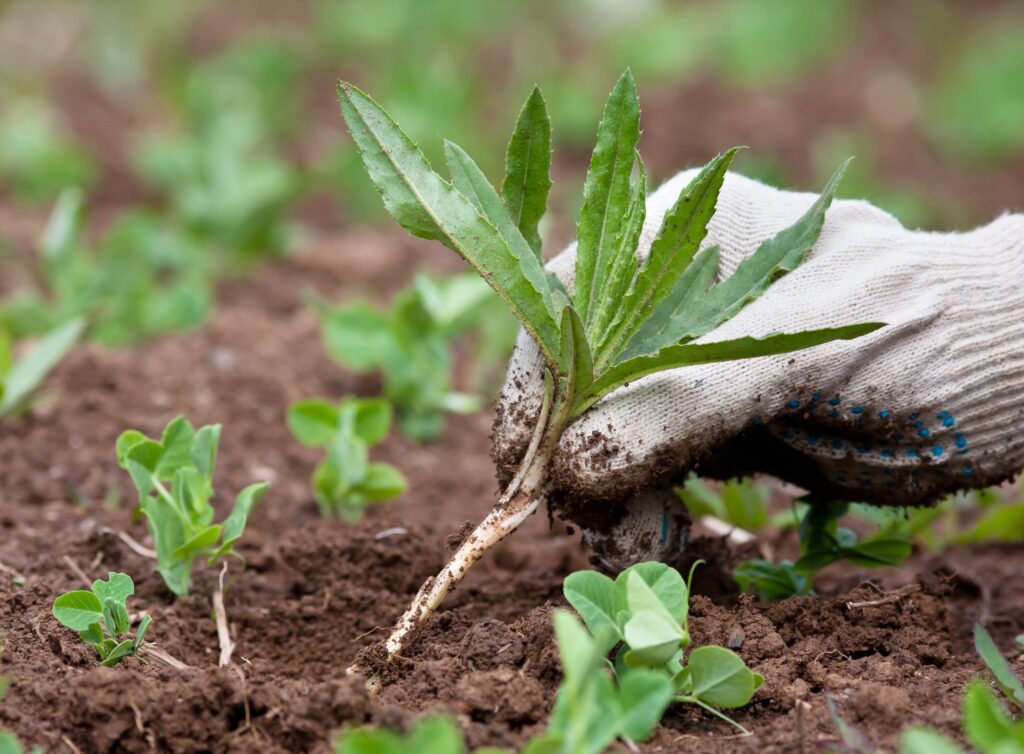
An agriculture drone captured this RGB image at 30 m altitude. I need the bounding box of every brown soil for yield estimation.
[2,228,1023,754]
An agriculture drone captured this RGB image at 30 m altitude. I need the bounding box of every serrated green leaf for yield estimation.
[617,245,721,362]
[574,70,641,329]
[563,570,623,643]
[667,158,851,342]
[0,317,84,417]
[686,645,762,708]
[575,322,884,417]
[975,624,1024,708]
[52,591,103,631]
[444,140,537,275]
[616,668,675,742]
[337,82,560,369]
[601,148,738,364]
[558,306,593,402]
[588,151,647,348]
[502,86,551,258]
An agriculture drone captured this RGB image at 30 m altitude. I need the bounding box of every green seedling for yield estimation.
[0,100,96,204]
[287,397,407,520]
[338,71,882,659]
[51,572,151,667]
[317,272,517,440]
[1,190,212,346]
[133,45,303,264]
[734,498,912,601]
[677,475,771,531]
[565,561,761,733]
[0,318,84,419]
[336,715,509,754]
[116,416,269,596]
[824,625,1024,754]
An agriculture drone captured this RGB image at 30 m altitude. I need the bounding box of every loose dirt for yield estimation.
[2,229,1022,753]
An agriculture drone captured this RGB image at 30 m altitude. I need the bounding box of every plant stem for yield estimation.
[213,562,235,667]
[382,389,561,661]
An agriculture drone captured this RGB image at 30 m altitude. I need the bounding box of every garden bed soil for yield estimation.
[2,230,1023,753]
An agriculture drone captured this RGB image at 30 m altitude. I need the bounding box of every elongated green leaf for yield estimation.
[133,615,152,650]
[574,71,641,329]
[587,151,647,347]
[667,158,851,342]
[899,728,966,754]
[100,639,134,667]
[502,86,552,258]
[963,681,1016,750]
[575,322,884,417]
[559,306,593,402]
[190,424,220,482]
[563,570,623,643]
[600,148,738,365]
[444,140,539,279]
[617,245,719,361]
[974,624,1024,708]
[686,645,763,708]
[0,317,84,417]
[52,591,103,631]
[171,525,221,560]
[214,481,270,557]
[337,82,560,368]
[616,668,675,742]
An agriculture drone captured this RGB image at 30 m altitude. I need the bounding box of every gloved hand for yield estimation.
[492,169,1024,567]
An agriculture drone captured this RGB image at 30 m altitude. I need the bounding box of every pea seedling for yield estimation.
[116,416,269,596]
[287,396,406,520]
[51,572,151,667]
[565,561,761,733]
[0,317,84,420]
[338,71,882,659]
[735,498,912,601]
[317,272,515,440]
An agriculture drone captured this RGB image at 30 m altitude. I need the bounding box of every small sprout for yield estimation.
[317,272,516,441]
[51,572,151,667]
[0,318,84,420]
[287,397,406,520]
[734,498,911,601]
[564,561,762,733]
[116,416,270,597]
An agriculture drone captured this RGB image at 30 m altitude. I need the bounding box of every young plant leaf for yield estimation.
[574,70,641,330]
[684,645,764,708]
[600,148,738,363]
[52,591,103,632]
[962,680,1017,750]
[337,82,561,369]
[502,86,552,259]
[899,728,965,754]
[662,158,852,343]
[212,481,271,560]
[563,570,624,643]
[444,140,536,270]
[613,561,688,625]
[576,322,884,416]
[974,624,1024,708]
[616,668,675,742]
[0,317,85,417]
[288,399,341,447]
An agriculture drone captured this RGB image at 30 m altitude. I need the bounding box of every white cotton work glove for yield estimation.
[492,169,1024,568]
